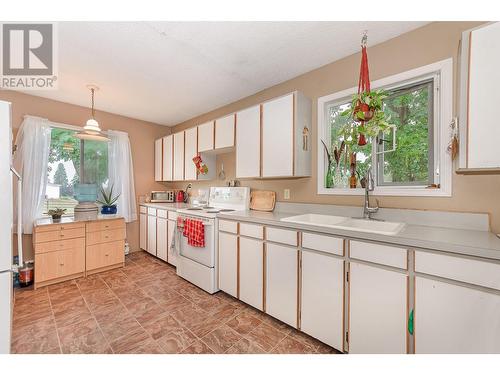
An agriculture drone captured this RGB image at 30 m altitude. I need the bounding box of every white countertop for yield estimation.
[140,202,191,210]
[34,215,124,227]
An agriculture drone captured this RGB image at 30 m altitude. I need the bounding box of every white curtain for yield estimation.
[13,116,51,234]
[107,130,137,223]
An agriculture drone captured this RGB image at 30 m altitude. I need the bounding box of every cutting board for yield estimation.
[250,190,276,212]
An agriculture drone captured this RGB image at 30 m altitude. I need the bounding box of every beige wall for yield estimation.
[1,90,171,260]
[168,21,500,233]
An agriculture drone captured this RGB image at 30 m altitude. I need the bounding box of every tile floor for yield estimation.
[11,251,340,354]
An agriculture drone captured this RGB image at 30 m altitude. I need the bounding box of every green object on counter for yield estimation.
[408,309,414,335]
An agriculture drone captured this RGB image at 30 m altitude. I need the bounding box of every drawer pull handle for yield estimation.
[60,234,65,237]
[59,263,64,266]
[105,254,109,257]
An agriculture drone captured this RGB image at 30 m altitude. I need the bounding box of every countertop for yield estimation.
[217,210,500,261]
[34,215,124,227]
[140,202,190,211]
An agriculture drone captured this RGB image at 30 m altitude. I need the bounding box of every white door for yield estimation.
[197,121,214,152]
[239,237,263,310]
[349,262,407,354]
[147,215,157,256]
[262,93,294,177]
[157,217,168,262]
[162,135,173,181]
[184,127,198,180]
[218,232,238,297]
[167,220,177,267]
[236,105,260,178]
[415,277,500,353]
[154,138,163,181]
[301,251,344,350]
[266,243,298,327]
[0,272,12,353]
[173,132,185,181]
[215,114,235,149]
[139,213,147,251]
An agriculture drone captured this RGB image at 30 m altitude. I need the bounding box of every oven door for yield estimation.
[179,219,215,268]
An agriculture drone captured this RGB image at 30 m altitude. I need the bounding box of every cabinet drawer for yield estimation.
[168,211,178,221]
[35,227,85,244]
[34,222,84,233]
[157,209,168,218]
[35,247,85,282]
[266,227,298,246]
[86,228,126,246]
[302,232,343,256]
[415,251,500,291]
[239,223,263,239]
[349,240,407,269]
[219,220,238,234]
[86,240,125,271]
[148,207,157,216]
[35,237,85,255]
[140,206,147,214]
[86,219,125,233]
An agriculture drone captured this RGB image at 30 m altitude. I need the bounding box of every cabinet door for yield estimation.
[157,217,168,262]
[167,219,177,267]
[236,105,260,178]
[266,242,298,327]
[154,138,163,181]
[162,135,173,181]
[301,251,344,350]
[349,262,407,353]
[198,121,214,152]
[218,231,238,297]
[173,132,185,181]
[184,127,198,181]
[215,114,235,149]
[147,215,157,256]
[415,277,500,353]
[262,93,294,177]
[140,213,147,250]
[239,237,263,310]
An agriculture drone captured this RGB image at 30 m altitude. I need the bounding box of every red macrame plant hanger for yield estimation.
[355,32,371,146]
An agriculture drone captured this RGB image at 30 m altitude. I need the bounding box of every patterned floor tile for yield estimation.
[226,311,263,335]
[226,337,266,354]
[201,325,242,354]
[61,330,112,354]
[245,323,287,352]
[271,336,317,354]
[181,340,215,354]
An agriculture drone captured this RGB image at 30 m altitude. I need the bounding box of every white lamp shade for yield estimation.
[75,131,110,142]
[84,118,101,133]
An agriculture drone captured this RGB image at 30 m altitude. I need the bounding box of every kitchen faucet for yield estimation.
[363,167,379,220]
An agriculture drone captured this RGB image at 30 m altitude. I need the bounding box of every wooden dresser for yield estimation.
[33,217,126,289]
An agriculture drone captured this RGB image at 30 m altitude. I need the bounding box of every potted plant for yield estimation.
[97,184,120,215]
[46,208,66,223]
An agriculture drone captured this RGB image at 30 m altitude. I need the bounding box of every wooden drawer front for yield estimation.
[86,228,126,246]
[415,251,500,291]
[35,247,85,283]
[35,227,85,243]
[86,219,125,233]
[302,232,343,256]
[266,227,298,247]
[349,240,407,269]
[140,206,147,214]
[157,209,168,218]
[168,211,178,221]
[35,222,84,233]
[219,220,238,234]
[148,207,157,216]
[36,238,85,254]
[239,223,263,239]
[86,241,125,271]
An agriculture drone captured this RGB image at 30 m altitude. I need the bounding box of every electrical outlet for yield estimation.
[284,189,290,200]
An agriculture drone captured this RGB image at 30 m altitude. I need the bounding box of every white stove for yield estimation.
[175,187,250,294]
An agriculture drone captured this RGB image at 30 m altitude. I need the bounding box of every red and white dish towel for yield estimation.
[182,218,205,248]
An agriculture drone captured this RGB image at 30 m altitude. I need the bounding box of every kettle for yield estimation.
[176,183,192,203]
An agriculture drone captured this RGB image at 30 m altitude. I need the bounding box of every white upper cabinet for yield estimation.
[173,131,185,181]
[184,127,198,181]
[197,121,214,152]
[215,114,235,150]
[162,135,173,181]
[236,105,261,179]
[154,138,163,182]
[460,22,500,172]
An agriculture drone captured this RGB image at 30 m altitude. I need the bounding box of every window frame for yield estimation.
[317,58,453,197]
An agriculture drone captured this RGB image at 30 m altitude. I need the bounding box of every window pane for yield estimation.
[82,139,108,187]
[377,80,433,186]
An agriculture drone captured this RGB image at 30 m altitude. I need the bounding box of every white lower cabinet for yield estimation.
[167,219,177,267]
[147,214,157,256]
[239,237,264,310]
[157,217,168,262]
[349,262,408,353]
[265,243,298,328]
[300,250,344,350]
[139,213,147,250]
[219,232,238,297]
[415,277,500,353]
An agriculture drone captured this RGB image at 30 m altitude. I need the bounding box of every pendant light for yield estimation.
[75,85,109,142]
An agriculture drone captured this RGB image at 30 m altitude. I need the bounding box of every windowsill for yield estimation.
[317,186,451,197]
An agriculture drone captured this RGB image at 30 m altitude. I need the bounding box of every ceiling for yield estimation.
[29,22,428,126]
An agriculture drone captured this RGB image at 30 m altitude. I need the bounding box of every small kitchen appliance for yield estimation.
[151,190,174,203]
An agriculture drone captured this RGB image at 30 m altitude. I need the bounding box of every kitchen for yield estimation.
[1,5,500,372]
